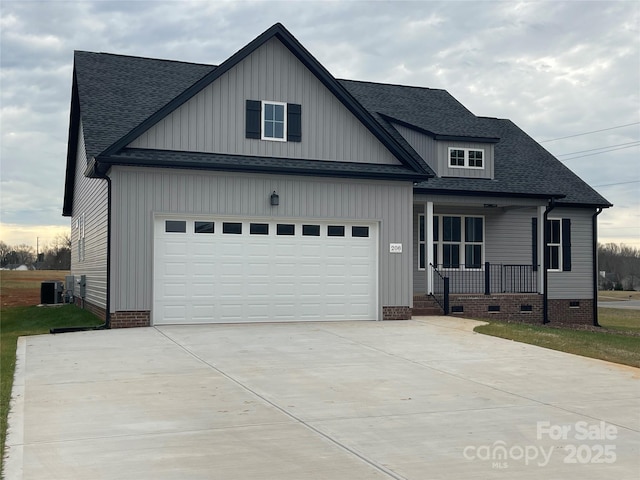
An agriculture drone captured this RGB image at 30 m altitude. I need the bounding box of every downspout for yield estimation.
[100,167,112,329]
[592,208,603,326]
[51,163,111,332]
[542,198,556,324]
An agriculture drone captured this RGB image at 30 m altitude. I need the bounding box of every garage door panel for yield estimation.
[154,218,377,324]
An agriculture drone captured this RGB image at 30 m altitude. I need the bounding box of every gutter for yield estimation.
[51,161,112,333]
[592,208,604,326]
[542,198,556,324]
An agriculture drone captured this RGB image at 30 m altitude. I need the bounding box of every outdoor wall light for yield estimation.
[270,191,279,206]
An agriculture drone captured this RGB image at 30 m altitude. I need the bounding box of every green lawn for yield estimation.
[1,305,102,477]
[598,307,640,332]
[474,308,640,368]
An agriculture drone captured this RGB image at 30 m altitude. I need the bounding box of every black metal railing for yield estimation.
[430,263,449,314]
[431,263,538,295]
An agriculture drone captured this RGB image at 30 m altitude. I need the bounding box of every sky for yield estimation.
[1,0,639,250]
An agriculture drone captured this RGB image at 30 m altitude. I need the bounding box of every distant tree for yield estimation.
[13,244,35,265]
[0,241,10,267]
[42,234,71,270]
[598,243,640,291]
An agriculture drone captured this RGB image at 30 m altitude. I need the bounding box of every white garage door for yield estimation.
[153,217,378,324]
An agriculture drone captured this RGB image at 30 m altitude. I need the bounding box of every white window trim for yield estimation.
[546,217,562,272]
[448,147,485,170]
[434,214,485,270]
[261,100,287,142]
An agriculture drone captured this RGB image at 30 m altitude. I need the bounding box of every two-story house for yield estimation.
[62,23,611,328]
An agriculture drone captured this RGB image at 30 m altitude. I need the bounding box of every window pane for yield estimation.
[250,223,269,235]
[222,222,242,234]
[443,216,461,242]
[419,215,425,242]
[264,122,274,138]
[443,244,460,268]
[352,226,369,237]
[328,225,345,237]
[433,216,439,242]
[303,224,320,236]
[165,220,186,233]
[274,104,284,121]
[548,245,560,270]
[274,122,284,139]
[465,217,483,242]
[265,103,274,120]
[552,220,561,244]
[433,244,438,266]
[419,244,425,269]
[277,224,295,235]
[469,150,483,167]
[465,245,482,268]
[450,149,465,166]
[195,221,214,234]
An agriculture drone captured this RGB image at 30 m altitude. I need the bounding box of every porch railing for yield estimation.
[430,263,449,314]
[431,263,538,295]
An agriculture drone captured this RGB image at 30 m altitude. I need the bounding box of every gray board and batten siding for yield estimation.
[70,121,108,310]
[109,166,414,318]
[392,122,494,179]
[128,37,401,167]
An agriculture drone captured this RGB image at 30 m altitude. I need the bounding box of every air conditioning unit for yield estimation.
[41,281,63,305]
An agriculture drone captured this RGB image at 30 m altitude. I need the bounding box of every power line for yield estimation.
[556,141,640,157]
[591,180,640,187]
[539,122,640,143]
[559,143,640,161]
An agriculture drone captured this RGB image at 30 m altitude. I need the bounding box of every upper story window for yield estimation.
[262,101,286,141]
[246,100,301,143]
[449,148,484,169]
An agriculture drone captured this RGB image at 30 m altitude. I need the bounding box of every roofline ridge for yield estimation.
[74,50,217,67]
[338,78,445,93]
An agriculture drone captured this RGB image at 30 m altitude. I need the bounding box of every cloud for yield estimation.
[0,0,638,249]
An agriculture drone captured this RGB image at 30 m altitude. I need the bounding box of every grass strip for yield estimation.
[474,317,640,369]
[1,305,102,477]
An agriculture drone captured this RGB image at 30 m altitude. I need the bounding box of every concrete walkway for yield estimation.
[5,317,640,479]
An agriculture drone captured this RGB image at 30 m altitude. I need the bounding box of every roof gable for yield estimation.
[99,23,430,175]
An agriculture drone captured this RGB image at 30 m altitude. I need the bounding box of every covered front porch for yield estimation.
[413,194,550,322]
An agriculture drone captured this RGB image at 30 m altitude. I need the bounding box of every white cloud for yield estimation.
[0,0,638,250]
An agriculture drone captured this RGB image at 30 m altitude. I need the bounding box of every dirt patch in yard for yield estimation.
[0,270,70,307]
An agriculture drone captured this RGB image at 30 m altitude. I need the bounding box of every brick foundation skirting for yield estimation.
[110,311,151,328]
[548,299,594,325]
[383,306,412,320]
[448,294,544,324]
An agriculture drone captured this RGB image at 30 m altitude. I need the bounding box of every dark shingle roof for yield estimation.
[412,117,611,206]
[74,51,214,158]
[339,79,499,140]
[98,148,426,181]
[65,30,611,211]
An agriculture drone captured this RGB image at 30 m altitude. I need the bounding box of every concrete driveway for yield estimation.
[6,317,639,479]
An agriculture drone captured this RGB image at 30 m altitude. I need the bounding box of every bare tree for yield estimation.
[13,244,35,265]
[0,241,10,267]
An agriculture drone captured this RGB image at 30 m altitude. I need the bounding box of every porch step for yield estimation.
[413,295,444,316]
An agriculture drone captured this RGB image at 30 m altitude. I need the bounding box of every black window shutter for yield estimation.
[562,218,572,271]
[245,100,261,139]
[531,218,538,271]
[287,103,301,142]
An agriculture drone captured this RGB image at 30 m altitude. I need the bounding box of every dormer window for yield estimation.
[449,148,484,169]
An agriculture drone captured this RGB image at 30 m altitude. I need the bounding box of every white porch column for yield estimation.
[426,201,434,294]
[538,205,545,294]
